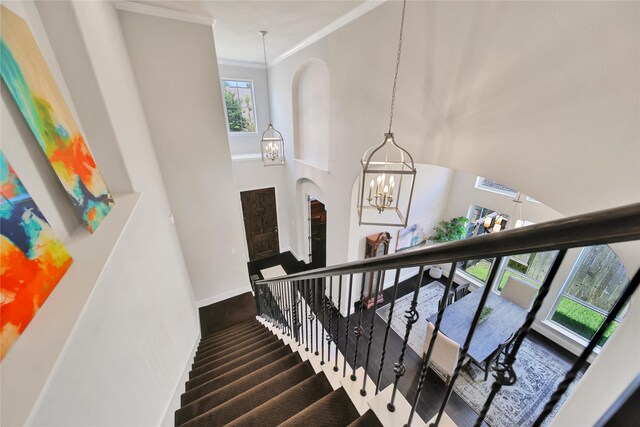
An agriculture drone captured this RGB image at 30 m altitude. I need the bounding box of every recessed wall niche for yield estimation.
[292,59,330,171]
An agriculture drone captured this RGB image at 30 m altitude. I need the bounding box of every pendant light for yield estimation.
[259,30,285,166]
[358,0,416,227]
[511,192,525,228]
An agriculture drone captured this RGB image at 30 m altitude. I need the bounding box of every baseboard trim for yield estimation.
[159,331,199,426]
[196,285,252,308]
[282,246,303,262]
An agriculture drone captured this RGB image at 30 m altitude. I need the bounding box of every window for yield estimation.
[457,205,509,284]
[494,251,558,293]
[549,245,630,347]
[222,79,257,133]
[475,177,518,197]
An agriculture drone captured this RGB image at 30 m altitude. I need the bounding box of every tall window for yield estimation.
[549,245,629,346]
[222,79,256,133]
[494,251,558,292]
[457,205,509,284]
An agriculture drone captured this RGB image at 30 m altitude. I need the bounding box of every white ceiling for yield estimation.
[135,1,367,64]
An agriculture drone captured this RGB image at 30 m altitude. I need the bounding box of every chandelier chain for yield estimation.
[388,0,407,133]
[261,31,272,125]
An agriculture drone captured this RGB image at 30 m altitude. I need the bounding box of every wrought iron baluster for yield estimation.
[277,282,284,331]
[361,269,383,396]
[310,279,316,354]
[314,278,319,355]
[343,274,354,377]
[271,283,278,328]
[376,268,401,394]
[472,251,567,427]
[266,284,272,323]
[291,281,299,343]
[334,275,343,372]
[284,281,292,337]
[532,267,640,427]
[351,273,367,381]
[321,277,326,365]
[327,276,333,364]
[304,279,310,352]
[431,258,504,426]
[388,266,425,412]
[406,263,458,427]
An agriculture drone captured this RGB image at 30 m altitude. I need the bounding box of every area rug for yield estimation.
[376,281,582,427]
[260,264,287,280]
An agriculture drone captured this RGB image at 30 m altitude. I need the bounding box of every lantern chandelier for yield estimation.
[358,0,416,227]
[259,30,285,166]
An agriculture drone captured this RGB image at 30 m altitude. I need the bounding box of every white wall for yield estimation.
[218,63,270,158]
[1,1,199,425]
[117,10,249,302]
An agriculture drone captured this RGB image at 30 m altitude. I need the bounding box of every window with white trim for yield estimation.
[475,177,518,197]
[222,79,257,133]
[549,245,629,347]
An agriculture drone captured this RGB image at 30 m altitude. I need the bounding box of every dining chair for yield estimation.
[423,322,464,385]
[501,276,538,310]
[471,331,517,381]
[454,283,470,301]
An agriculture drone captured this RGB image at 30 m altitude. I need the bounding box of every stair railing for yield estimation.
[254,202,640,426]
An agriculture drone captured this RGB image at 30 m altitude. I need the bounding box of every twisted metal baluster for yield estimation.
[327,276,333,364]
[406,263,458,427]
[351,274,367,381]
[288,281,294,337]
[291,281,299,344]
[376,268,401,394]
[284,281,292,337]
[431,258,504,426]
[310,279,317,355]
[388,266,425,412]
[311,279,324,356]
[304,279,310,352]
[321,277,326,365]
[275,282,284,334]
[532,267,640,427]
[361,269,383,396]
[472,251,567,427]
[274,282,281,331]
[267,284,274,322]
[334,275,343,372]
[343,274,354,377]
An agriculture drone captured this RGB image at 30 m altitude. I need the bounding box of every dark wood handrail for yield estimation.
[256,202,640,284]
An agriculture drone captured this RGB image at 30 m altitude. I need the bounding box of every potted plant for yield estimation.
[427,216,469,278]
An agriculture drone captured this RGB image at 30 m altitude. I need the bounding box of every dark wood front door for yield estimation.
[240,188,280,261]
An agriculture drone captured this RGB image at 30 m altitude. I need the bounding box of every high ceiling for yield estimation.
[136,1,367,64]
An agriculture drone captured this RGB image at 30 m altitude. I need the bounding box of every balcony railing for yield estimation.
[252,202,640,426]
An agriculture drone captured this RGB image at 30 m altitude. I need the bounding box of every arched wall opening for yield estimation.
[295,178,325,264]
[292,59,330,171]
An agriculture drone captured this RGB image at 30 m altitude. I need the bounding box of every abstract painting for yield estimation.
[1,151,73,360]
[396,221,429,252]
[0,5,113,233]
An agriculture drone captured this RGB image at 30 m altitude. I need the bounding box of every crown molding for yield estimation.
[217,59,265,70]
[113,1,215,27]
[268,0,387,68]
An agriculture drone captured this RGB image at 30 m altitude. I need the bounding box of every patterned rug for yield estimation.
[376,281,582,427]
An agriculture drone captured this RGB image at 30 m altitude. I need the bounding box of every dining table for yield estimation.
[426,287,528,380]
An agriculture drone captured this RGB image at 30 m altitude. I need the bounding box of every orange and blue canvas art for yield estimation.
[1,151,73,360]
[0,5,113,233]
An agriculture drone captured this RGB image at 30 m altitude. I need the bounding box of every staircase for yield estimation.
[175,318,383,426]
